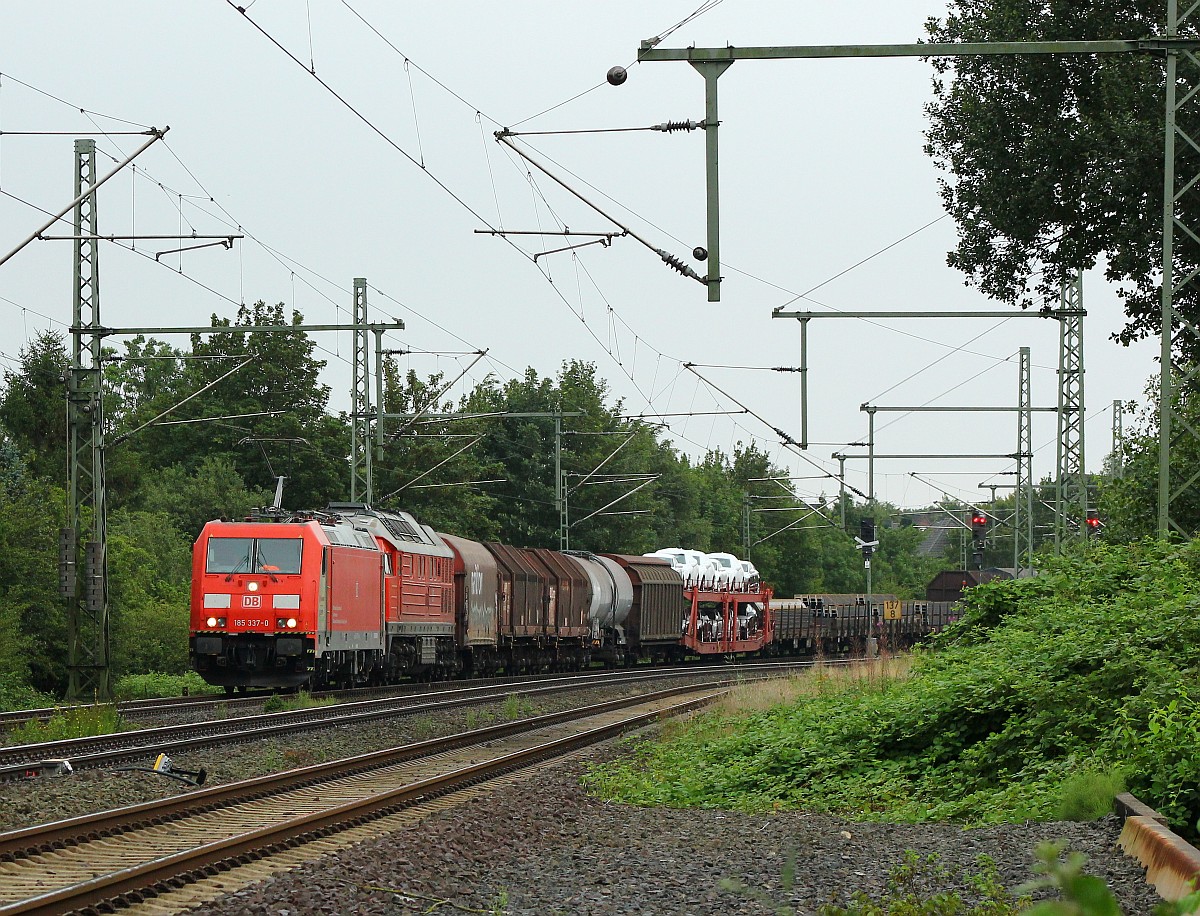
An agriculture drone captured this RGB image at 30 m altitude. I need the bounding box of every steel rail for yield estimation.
[0,689,719,915]
[0,663,801,778]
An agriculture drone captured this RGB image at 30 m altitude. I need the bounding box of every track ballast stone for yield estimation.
[178,745,1163,916]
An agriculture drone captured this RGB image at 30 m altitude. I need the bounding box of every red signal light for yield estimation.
[972,514,987,526]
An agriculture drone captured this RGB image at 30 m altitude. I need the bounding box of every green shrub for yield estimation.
[9,704,126,744]
[114,671,221,700]
[1114,689,1200,833]
[262,691,335,714]
[1055,767,1126,822]
[0,672,55,712]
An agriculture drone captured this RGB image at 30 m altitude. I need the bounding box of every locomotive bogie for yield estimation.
[190,632,315,690]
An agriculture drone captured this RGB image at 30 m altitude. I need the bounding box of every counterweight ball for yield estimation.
[693,246,708,261]
[606,66,628,86]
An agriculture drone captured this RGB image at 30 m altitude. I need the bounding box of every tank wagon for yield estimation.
[190,503,774,691]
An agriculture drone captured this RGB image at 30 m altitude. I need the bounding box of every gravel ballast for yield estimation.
[176,743,1164,916]
[0,677,724,832]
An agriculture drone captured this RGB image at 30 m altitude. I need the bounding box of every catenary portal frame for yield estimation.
[638,7,1200,538]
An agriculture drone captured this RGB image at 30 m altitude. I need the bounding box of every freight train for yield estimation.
[189,503,772,692]
[769,595,959,657]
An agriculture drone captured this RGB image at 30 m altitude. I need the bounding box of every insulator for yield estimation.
[652,120,701,133]
[656,249,703,282]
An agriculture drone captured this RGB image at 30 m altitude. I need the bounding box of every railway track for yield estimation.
[0,657,812,732]
[0,661,812,781]
[0,666,659,730]
[0,682,723,916]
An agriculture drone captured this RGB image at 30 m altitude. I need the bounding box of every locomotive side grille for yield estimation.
[379,513,423,543]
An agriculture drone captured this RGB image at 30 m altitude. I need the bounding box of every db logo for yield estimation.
[242,595,262,608]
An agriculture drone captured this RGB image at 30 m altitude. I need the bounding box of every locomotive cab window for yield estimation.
[206,537,302,575]
[256,538,303,575]
[206,537,253,574]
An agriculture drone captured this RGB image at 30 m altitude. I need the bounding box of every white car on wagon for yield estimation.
[705,552,748,591]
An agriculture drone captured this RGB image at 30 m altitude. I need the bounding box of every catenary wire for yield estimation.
[212,7,910,491]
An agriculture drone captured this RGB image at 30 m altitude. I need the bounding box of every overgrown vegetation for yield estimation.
[9,704,126,745]
[261,691,335,714]
[114,671,222,700]
[587,540,1200,839]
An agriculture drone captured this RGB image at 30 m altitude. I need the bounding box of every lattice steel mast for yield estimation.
[350,278,372,504]
[63,139,110,701]
[1015,347,1034,570]
[1160,0,1200,536]
[1054,275,1086,549]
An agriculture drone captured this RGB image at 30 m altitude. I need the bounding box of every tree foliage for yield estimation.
[0,312,960,701]
[0,331,69,482]
[1098,377,1200,538]
[924,2,1197,355]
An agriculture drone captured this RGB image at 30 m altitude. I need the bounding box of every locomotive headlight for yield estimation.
[247,581,259,592]
[206,616,218,628]
[287,617,297,628]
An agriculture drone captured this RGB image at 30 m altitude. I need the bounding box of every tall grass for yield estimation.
[9,705,126,744]
[114,671,222,700]
[262,691,335,713]
[713,658,913,718]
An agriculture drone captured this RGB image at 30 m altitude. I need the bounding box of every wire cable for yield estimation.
[0,70,152,129]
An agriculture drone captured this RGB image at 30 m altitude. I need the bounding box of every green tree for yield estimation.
[137,455,270,536]
[106,509,192,676]
[0,477,68,692]
[0,331,69,483]
[372,365,500,539]
[924,2,1188,353]
[1100,377,1200,538]
[129,302,348,511]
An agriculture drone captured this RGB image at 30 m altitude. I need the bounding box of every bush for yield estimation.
[587,540,1200,836]
[9,705,125,744]
[114,671,221,700]
[0,672,55,712]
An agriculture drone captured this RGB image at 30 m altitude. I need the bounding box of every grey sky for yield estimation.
[0,2,1158,511]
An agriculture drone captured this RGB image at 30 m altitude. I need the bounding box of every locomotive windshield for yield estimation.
[256,538,303,574]
[205,536,302,575]
[206,537,253,574]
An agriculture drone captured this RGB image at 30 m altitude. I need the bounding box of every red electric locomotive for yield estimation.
[190,503,456,691]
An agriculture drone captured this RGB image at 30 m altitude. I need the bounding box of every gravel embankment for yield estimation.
[176,743,1163,916]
